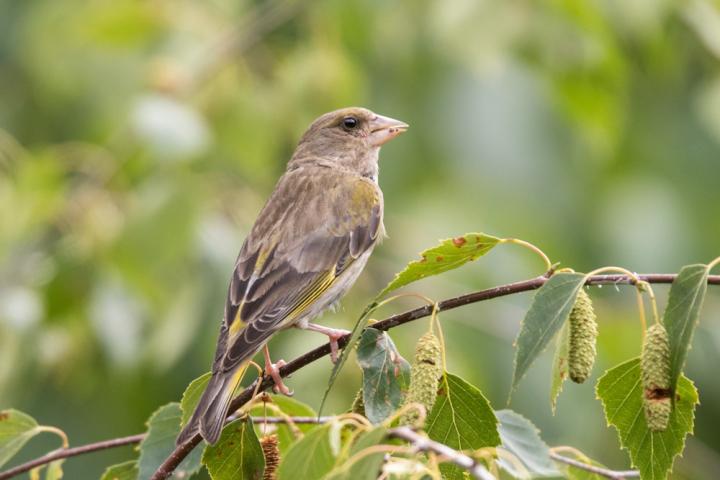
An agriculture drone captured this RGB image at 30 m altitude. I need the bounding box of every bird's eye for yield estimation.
[342,116,358,130]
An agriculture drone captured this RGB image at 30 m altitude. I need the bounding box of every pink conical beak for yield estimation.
[369,114,409,147]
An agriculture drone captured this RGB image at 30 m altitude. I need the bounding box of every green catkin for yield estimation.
[641,323,672,431]
[568,289,598,383]
[261,434,280,480]
[350,389,365,417]
[399,331,442,426]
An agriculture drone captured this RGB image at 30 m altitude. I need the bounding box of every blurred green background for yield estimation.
[2,0,720,478]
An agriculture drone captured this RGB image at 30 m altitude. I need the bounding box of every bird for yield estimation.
[177,107,408,445]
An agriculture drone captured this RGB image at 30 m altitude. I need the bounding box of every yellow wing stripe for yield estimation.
[228,269,337,339]
[283,270,337,325]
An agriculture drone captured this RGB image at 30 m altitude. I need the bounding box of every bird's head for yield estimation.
[289,107,408,177]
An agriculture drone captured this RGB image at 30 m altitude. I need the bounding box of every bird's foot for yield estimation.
[265,359,293,396]
[263,344,293,395]
[303,323,351,363]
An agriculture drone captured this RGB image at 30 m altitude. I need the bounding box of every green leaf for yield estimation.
[248,395,316,453]
[100,460,139,480]
[180,372,211,428]
[378,233,501,298]
[325,427,387,480]
[0,409,41,468]
[596,358,698,480]
[202,418,264,480]
[550,320,571,414]
[320,303,376,419]
[426,373,500,480]
[356,328,411,424]
[663,264,709,393]
[44,459,65,480]
[495,409,560,478]
[138,403,203,480]
[277,423,336,480]
[512,272,586,389]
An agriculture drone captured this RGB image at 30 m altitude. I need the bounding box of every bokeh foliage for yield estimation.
[2,0,720,478]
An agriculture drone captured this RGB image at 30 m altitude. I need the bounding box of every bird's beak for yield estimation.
[369,114,409,147]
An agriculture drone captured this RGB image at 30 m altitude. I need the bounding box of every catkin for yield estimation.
[641,323,672,431]
[261,434,280,480]
[568,289,598,383]
[399,331,442,426]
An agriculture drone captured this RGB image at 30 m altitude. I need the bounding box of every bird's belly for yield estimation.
[290,249,373,329]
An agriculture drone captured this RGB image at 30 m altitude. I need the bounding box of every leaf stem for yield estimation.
[500,238,553,273]
[35,426,69,449]
[584,266,661,332]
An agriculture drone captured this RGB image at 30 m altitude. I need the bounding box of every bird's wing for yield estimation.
[214,168,383,373]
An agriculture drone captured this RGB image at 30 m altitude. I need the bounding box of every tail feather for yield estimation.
[176,363,249,446]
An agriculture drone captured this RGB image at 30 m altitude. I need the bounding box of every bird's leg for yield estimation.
[301,323,351,363]
[263,345,293,396]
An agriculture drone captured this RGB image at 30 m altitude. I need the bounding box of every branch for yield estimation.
[389,426,496,480]
[0,434,144,480]
[3,273,717,480]
[550,451,640,479]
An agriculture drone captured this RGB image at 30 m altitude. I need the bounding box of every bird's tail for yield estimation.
[176,362,250,446]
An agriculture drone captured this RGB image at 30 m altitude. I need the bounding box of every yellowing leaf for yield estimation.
[596,358,698,480]
[100,460,138,480]
[0,409,41,468]
[378,233,501,297]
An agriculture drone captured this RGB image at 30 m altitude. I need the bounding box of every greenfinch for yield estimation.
[178,107,408,445]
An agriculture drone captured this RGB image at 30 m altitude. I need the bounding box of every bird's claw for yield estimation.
[265,359,293,396]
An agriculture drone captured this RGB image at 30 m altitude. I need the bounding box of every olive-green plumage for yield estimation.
[400,332,442,426]
[642,323,672,431]
[177,108,408,445]
[568,289,598,383]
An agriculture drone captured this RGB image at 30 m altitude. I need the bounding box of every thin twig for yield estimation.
[2,273,718,480]
[388,426,495,480]
[0,434,144,480]
[550,451,640,479]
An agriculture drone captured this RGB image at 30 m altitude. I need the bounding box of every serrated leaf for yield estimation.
[325,427,387,480]
[596,358,698,480]
[550,320,571,414]
[0,409,41,468]
[378,233,501,297]
[513,272,586,389]
[495,409,560,478]
[138,403,203,480]
[249,395,316,453]
[277,423,336,480]
[180,372,211,428]
[356,328,411,424]
[202,418,264,480]
[100,460,138,480]
[663,264,708,393]
[426,374,500,480]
